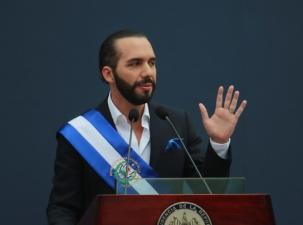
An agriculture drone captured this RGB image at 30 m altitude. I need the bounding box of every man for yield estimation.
[47,30,247,225]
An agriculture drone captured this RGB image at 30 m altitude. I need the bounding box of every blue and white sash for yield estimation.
[59,109,159,194]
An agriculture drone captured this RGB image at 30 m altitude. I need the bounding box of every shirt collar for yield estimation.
[107,93,150,129]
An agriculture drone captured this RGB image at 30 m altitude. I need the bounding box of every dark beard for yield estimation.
[113,71,156,105]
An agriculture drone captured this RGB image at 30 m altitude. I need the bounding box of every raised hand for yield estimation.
[198,85,247,143]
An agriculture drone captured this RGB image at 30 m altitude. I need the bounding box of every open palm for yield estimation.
[199,85,247,143]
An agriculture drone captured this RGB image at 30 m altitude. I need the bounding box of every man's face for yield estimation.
[112,37,157,105]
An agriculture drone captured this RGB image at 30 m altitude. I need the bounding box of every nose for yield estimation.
[141,62,155,77]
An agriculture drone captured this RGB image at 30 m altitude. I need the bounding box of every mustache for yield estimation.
[135,77,155,86]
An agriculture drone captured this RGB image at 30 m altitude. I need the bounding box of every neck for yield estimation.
[110,90,145,121]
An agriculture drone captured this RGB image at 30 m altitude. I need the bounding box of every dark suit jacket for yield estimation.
[47,100,231,225]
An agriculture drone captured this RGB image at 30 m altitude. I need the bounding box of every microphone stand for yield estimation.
[124,118,135,194]
[164,115,213,194]
[124,108,139,194]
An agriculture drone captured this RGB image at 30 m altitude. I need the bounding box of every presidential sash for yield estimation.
[59,109,159,194]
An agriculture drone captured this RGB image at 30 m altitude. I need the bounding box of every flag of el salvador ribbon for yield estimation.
[59,109,159,194]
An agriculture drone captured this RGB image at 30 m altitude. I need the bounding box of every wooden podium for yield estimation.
[78,194,275,225]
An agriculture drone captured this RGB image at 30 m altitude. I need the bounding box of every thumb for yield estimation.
[198,103,209,122]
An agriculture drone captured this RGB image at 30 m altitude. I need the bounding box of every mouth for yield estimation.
[137,82,153,92]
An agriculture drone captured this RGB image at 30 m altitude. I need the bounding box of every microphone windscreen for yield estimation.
[128,108,139,122]
[155,106,168,120]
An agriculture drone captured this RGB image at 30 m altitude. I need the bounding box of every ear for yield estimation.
[101,66,114,83]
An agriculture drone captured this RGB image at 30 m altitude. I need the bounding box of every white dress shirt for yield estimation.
[108,95,151,163]
[107,95,230,164]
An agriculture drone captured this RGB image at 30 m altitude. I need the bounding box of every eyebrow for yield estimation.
[126,57,156,63]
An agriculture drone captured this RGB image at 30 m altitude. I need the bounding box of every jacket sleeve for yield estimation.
[46,135,85,225]
[183,112,231,177]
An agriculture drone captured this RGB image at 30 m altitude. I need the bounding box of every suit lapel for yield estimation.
[95,98,116,130]
[149,103,174,169]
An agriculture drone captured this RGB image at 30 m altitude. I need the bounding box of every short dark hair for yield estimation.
[98,29,147,82]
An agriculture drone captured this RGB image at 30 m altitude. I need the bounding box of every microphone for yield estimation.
[128,108,139,122]
[155,106,213,194]
[124,108,139,194]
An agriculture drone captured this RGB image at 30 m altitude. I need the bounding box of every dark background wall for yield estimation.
[1,0,302,224]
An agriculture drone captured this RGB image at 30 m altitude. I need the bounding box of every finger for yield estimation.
[198,103,209,122]
[229,90,240,113]
[216,86,224,109]
[224,85,234,109]
[235,100,247,118]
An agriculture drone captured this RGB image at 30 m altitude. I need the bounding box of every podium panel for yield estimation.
[78,194,275,225]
